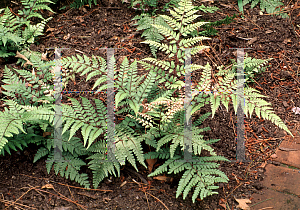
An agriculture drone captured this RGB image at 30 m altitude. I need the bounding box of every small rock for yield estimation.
[270,154,277,159]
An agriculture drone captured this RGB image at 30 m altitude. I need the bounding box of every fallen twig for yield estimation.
[0,198,37,210]
[124,168,148,185]
[18,174,113,192]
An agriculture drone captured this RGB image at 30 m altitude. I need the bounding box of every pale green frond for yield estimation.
[181,22,209,36]
[159,15,181,31]
[152,24,178,40]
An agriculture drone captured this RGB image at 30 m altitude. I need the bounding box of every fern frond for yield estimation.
[61,97,107,149]
[61,54,107,90]
[0,100,28,153]
[148,154,228,202]
[88,154,120,188]
[46,152,90,188]
[115,124,146,171]
[134,14,171,57]
[140,0,210,81]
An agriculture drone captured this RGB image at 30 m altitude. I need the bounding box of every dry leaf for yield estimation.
[279,147,298,151]
[146,158,157,172]
[15,51,33,67]
[118,56,126,64]
[282,101,288,107]
[42,184,54,189]
[43,132,52,138]
[153,175,173,182]
[41,52,48,61]
[46,27,56,32]
[219,3,233,8]
[235,198,251,210]
[32,67,36,79]
[219,204,226,209]
[198,47,210,55]
[219,198,227,209]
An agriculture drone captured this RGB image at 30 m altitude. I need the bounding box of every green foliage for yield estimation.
[133,14,172,58]
[131,98,229,203]
[69,0,97,9]
[195,4,219,13]
[139,0,211,89]
[0,47,230,200]
[217,53,272,84]
[61,96,107,149]
[0,0,294,203]
[242,0,288,18]
[34,130,91,188]
[195,14,236,37]
[0,49,56,154]
[60,53,106,90]
[149,155,229,202]
[1,51,55,107]
[127,0,178,13]
[138,0,293,137]
[162,0,180,12]
[0,0,54,58]
[1,123,46,155]
[60,54,158,115]
[189,60,293,137]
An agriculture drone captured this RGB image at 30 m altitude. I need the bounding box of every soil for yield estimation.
[0,0,300,209]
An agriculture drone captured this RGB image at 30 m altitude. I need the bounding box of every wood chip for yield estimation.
[279,147,298,151]
[247,36,257,45]
[120,181,127,188]
[282,101,289,107]
[219,3,233,8]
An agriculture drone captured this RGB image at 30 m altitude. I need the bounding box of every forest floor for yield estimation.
[0,0,300,209]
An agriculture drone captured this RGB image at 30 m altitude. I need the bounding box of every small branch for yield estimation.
[124,168,148,185]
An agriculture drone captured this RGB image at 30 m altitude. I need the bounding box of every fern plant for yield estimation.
[133,14,172,58]
[217,53,272,85]
[138,0,211,89]
[129,97,229,202]
[0,51,155,189]
[0,49,57,153]
[191,14,236,37]
[138,0,292,136]
[63,52,229,200]
[242,0,288,18]
[0,0,294,203]
[0,0,54,58]
[1,123,48,156]
[190,61,292,136]
[69,0,97,9]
